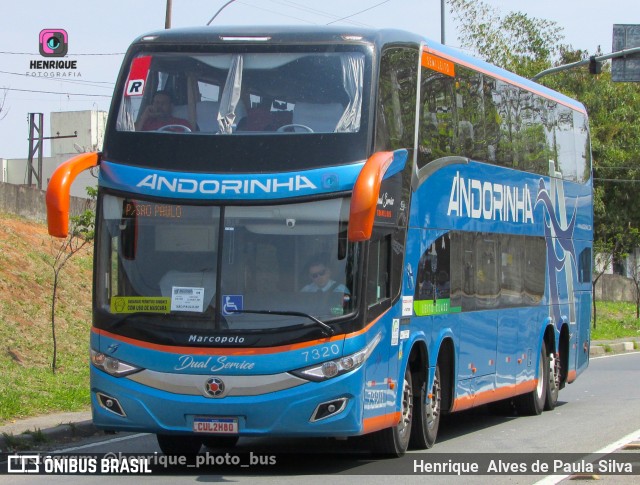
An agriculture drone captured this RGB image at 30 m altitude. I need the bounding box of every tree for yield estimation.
[622,228,640,319]
[0,87,8,121]
[591,238,630,328]
[448,0,640,325]
[48,187,95,373]
[448,0,564,78]
[543,49,640,254]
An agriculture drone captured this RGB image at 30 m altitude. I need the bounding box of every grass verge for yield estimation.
[592,301,640,341]
[0,211,92,424]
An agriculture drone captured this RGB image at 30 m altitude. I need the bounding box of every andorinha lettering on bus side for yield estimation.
[447,171,535,223]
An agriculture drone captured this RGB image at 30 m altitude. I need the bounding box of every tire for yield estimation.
[156,434,202,455]
[368,367,413,457]
[515,342,548,416]
[201,435,240,450]
[545,349,560,411]
[409,364,441,449]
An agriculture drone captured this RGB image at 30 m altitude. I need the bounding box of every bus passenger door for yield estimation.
[364,229,404,421]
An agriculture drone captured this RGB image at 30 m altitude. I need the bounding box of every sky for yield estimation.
[0,0,637,160]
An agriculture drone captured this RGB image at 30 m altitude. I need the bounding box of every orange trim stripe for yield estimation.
[422,46,587,115]
[362,412,401,434]
[567,370,577,383]
[93,309,390,356]
[452,379,538,412]
[46,152,100,238]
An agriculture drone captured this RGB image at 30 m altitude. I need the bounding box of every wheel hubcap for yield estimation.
[426,373,440,429]
[536,355,544,398]
[549,353,560,393]
[399,376,413,437]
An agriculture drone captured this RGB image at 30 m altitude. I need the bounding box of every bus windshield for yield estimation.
[96,194,357,332]
[117,51,364,135]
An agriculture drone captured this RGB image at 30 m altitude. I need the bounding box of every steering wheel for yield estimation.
[157,124,192,133]
[276,123,314,133]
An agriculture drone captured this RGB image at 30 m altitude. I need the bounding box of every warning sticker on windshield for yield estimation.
[110,297,170,314]
[171,287,205,313]
[125,55,152,97]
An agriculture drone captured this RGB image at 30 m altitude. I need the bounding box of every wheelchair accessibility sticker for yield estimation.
[222,295,243,315]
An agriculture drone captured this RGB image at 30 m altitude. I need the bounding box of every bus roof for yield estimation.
[129,26,586,115]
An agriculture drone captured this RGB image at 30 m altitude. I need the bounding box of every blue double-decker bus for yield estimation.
[46,26,592,456]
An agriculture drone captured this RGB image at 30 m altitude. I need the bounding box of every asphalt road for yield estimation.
[3,352,640,484]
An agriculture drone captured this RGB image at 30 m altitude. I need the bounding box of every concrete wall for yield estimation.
[50,110,107,155]
[0,109,105,197]
[0,181,91,224]
[1,154,97,199]
[593,273,636,302]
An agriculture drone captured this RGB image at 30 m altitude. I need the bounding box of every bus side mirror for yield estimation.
[46,152,100,237]
[348,150,406,242]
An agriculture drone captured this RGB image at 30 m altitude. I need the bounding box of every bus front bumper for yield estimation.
[90,366,366,437]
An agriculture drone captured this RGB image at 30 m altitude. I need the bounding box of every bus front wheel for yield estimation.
[367,367,413,457]
[409,363,441,449]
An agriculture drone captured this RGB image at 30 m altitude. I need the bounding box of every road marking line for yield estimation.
[591,350,640,360]
[52,433,148,452]
[534,426,640,485]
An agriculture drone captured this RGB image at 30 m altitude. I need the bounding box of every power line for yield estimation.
[267,0,371,27]
[236,1,316,24]
[0,69,114,88]
[5,87,111,98]
[593,178,640,183]
[326,0,391,25]
[594,166,640,171]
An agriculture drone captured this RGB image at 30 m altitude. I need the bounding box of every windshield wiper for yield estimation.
[105,312,164,331]
[228,309,335,337]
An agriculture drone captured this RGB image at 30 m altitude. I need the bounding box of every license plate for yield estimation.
[193,417,238,434]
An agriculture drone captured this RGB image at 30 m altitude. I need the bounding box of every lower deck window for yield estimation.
[414,231,546,314]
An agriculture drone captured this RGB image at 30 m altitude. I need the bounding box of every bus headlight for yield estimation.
[291,332,381,382]
[90,349,142,377]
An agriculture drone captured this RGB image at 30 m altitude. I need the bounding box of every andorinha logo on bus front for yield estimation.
[136,173,317,195]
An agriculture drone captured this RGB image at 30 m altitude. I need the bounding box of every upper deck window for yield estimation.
[116,51,364,135]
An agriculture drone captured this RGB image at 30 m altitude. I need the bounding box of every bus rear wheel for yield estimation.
[545,350,560,411]
[515,342,548,416]
[368,367,413,457]
[409,363,441,449]
[156,434,202,455]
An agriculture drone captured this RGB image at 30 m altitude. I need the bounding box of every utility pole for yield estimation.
[165,0,172,29]
[27,113,43,189]
[441,0,446,44]
[26,113,77,190]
